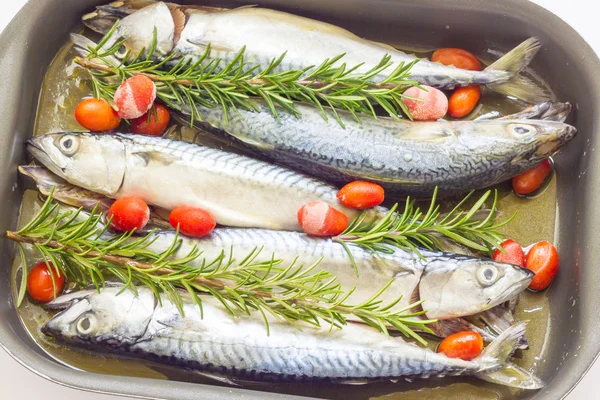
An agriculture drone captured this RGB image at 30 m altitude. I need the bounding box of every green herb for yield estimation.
[335,188,512,274]
[7,191,435,344]
[74,22,420,128]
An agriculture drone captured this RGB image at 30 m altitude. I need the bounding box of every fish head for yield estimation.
[42,287,155,348]
[457,119,576,168]
[503,120,577,160]
[27,133,127,196]
[419,256,534,319]
[83,2,176,60]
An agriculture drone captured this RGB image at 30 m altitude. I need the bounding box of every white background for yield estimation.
[0,0,597,399]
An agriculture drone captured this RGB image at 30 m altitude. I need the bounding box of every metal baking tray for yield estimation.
[0,0,598,399]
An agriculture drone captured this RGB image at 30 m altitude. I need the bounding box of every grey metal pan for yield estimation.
[0,0,598,399]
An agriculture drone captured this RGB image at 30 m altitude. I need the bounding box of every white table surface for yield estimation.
[0,1,597,399]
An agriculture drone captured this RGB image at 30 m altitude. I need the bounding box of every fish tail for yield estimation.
[476,101,572,123]
[70,33,96,58]
[474,322,544,389]
[71,34,121,66]
[485,37,552,103]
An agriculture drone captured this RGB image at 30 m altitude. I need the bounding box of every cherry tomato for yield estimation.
[107,197,150,232]
[512,159,553,196]
[298,202,349,237]
[431,48,482,71]
[402,85,448,121]
[525,241,559,291]
[169,206,216,238]
[74,98,121,131]
[448,85,481,118]
[131,104,171,136]
[337,181,385,209]
[28,261,65,303]
[492,239,525,267]
[437,331,484,361]
[114,75,157,119]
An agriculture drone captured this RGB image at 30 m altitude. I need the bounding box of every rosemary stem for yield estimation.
[7,230,227,290]
[75,57,410,93]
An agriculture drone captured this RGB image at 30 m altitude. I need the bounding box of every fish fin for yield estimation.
[187,370,243,387]
[170,7,187,45]
[409,284,420,306]
[471,302,529,350]
[187,37,235,52]
[474,322,543,389]
[485,37,551,103]
[330,378,371,385]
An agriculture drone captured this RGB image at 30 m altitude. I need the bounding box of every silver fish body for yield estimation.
[183,102,576,195]
[26,132,362,231]
[146,228,534,320]
[42,286,541,388]
[82,2,549,102]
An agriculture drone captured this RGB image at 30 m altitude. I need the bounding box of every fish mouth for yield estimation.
[494,266,535,304]
[26,138,69,181]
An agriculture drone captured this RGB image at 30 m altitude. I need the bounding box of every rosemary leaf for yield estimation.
[75,21,419,127]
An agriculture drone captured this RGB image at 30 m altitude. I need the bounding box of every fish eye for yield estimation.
[58,135,79,157]
[116,44,129,59]
[477,265,500,286]
[508,124,537,142]
[76,313,97,336]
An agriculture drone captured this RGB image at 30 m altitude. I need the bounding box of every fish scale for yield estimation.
[186,102,576,195]
[43,287,537,386]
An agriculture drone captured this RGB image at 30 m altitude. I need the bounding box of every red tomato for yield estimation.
[437,331,484,361]
[402,85,448,121]
[512,159,553,196]
[131,104,171,136]
[107,197,150,232]
[337,181,385,209]
[28,261,65,303]
[525,241,559,291]
[297,202,349,237]
[448,86,481,118]
[114,75,157,119]
[492,239,525,267]
[431,48,482,71]
[74,98,121,131]
[169,206,216,238]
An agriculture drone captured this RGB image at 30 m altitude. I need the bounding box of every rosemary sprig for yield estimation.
[74,22,420,127]
[335,188,513,270]
[8,192,435,344]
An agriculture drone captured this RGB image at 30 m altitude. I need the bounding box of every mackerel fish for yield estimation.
[81,1,549,103]
[42,286,542,388]
[26,132,362,231]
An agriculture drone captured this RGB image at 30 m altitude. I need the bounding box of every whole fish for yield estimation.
[42,286,542,389]
[163,101,576,195]
[145,229,534,320]
[26,132,362,231]
[81,1,549,103]
[20,165,534,324]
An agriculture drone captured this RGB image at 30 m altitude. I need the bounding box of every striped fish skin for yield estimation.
[26,132,360,231]
[42,286,535,386]
[190,102,576,196]
[146,228,534,320]
[81,2,548,102]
